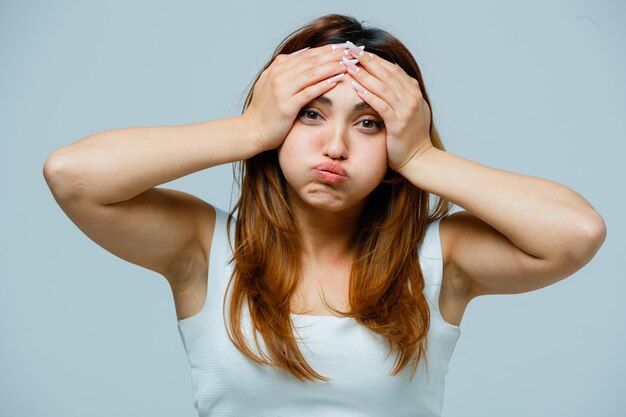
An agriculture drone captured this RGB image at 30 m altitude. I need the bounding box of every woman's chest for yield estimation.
[290,273,351,316]
[289,261,352,316]
[288,263,465,327]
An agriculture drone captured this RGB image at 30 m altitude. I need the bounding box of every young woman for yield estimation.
[43,14,606,417]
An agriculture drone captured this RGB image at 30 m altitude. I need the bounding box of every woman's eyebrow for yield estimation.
[310,95,375,114]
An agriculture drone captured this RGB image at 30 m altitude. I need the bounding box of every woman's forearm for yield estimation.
[44,116,263,205]
[398,147,605,262]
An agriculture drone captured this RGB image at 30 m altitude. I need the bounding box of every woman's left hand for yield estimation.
[345,50,433,173]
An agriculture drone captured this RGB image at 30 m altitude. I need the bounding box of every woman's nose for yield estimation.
[323,128,349,160]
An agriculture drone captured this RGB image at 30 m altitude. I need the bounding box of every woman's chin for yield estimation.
[302,194,366,214]
[285,182,366,213]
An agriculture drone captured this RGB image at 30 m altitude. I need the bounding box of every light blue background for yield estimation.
[1,1,623,416]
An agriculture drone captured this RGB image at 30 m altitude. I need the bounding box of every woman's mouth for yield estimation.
[313,169,348,183]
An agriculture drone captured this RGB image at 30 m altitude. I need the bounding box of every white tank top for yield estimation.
[177,206,461,416]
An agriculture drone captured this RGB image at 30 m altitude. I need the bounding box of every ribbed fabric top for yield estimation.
[177,206,461,417]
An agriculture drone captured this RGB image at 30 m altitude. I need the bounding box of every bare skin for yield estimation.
[172,204,468,326]
[44,43,603,329]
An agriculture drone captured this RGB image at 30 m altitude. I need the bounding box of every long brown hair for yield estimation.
[223,13,453,382]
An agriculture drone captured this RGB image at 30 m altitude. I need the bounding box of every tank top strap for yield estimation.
[203,205,235,314]
[212,205,234,262]
[212,205,233,252]
[176,205,234,336]
[418,216,447,287]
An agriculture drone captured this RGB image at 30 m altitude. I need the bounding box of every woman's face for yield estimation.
[277,74,388,212]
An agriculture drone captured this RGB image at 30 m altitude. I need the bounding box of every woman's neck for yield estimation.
[292,200,364,264]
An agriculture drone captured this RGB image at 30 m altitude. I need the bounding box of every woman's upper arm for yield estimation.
[441,210,588,299]
[51,185,216,288]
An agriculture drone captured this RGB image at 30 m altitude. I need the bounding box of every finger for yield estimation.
[351,52,414,99]
[293,72,343,109]
[288,46,310,57]
[281,43,350,74]
[279,45,352,89]
[350,79,394,123]
[345,64,402,113]
[289,59,348,95]
[353,52,402,85]
[288,42,347,59]
[352,51,407,77]
[272,45,351,107]
[382,60,420,93]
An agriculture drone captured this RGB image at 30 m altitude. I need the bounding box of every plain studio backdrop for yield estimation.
[1,1,623,416]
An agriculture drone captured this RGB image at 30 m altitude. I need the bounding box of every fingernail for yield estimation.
[326,73,345,84]
[353,47,365,57]
[341,56,359,71]
[346,40,365,57]
[331,42,350,50]
[351,80,367,95]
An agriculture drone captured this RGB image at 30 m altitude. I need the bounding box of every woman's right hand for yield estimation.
[241,44,351,152]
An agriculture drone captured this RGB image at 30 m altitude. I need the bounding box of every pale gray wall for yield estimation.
[1,1,623,416]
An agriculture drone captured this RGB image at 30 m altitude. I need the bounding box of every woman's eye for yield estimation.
[298,109,321,120]
[298,109,383,131]
[359,119,384,130]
